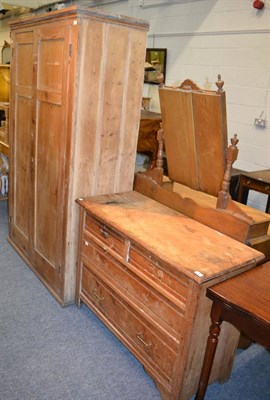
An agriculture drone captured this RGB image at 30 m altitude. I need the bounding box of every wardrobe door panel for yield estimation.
[38,38,64,94]
[35,102,63,264]
[33,26,71,293]
[9,31,34,258]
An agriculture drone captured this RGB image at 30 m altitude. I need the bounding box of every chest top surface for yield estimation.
[77,191,264,284]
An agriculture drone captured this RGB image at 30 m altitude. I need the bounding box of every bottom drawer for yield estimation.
[81,265,177,386]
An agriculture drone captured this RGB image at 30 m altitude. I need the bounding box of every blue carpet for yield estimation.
[1,200,269,400]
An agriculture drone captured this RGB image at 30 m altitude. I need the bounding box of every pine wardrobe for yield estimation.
[8,6,148,305]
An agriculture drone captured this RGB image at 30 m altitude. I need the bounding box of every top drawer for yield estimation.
[129,242,189,307]
[85,214,126,257]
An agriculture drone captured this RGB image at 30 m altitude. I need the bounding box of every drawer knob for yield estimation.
[100,228,109,239]
[246,180,251,185]
[92,289,104,302]
[265,185,269,191]
[136,332,152,348]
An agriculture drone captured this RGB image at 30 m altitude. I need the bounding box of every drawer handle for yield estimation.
[92,289,104,302]
[246,180,251,185]
[265,185,269,191]
[136,332,152,348]
[100,228,109,239]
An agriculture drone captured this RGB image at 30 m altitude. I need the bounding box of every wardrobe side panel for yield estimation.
[66,19,147,303]
[73,19,147,198]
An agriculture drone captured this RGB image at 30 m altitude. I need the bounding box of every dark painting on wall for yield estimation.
[144,48,167,84]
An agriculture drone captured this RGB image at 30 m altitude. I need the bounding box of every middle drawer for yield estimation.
[81,236,185,337]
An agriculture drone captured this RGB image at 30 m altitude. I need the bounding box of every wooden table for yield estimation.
[237,169,270,214]
[195,261,270,400]
[229,168,245,200]
[137,110,162,169]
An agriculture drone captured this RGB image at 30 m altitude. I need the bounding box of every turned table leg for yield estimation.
[195,302,223,400]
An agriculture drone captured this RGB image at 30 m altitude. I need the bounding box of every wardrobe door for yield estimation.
[33,24,73,296]
[9,31,34,259]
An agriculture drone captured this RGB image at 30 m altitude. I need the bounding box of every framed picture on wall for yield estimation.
[144,48,167,84]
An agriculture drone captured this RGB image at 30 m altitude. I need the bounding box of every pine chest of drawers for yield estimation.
[76,191,263,400]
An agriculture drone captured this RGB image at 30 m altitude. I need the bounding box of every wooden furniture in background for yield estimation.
[229,168,245,200]
[8,5,148,305]
[134,77,270,261]
[76,192,263,400]
[141,96,151,110]
[0,102,9,146]
[0,102,9,200]
[237,169,270,214]
[0,141,8,157]
[137,110,162,169]
[195,261,270,400]
[0,64,10,102]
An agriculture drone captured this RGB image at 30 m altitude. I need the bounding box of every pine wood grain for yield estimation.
[8,6,148,305]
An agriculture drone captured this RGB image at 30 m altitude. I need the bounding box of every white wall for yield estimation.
[1,0,269,210]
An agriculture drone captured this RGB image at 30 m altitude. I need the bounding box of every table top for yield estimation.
[231,168,245,176]
[140,110,162,120]
[77,191,264,284]
[240,169,270,184]
[207,261,270,327]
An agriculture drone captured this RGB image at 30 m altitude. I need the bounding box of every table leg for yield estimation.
[195,302,223,400]
[266,195,270,214]
[237,181,249,205]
